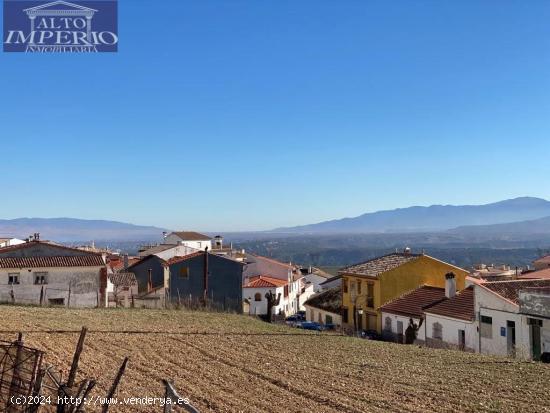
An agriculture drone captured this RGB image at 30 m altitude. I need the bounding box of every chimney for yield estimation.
[445,272,456,298]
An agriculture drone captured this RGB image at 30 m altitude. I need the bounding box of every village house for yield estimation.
[424,284,476,352]
[106,272,138,308]
[475,279,550,360]
[380,285,447,343]
[0,239,106,307]
[0,237,25,248]
[163,231,212,250]
[128,250,244,312]
[138,243,199,260]
[518,287,550,361]
[243,275,288,316]
[303,287,342,327]
[339,249,468,334]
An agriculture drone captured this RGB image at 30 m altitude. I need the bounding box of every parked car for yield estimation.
[361,329,381,340]
[323,323,337,331]
[299,322,324,331]
[285,314,305,326]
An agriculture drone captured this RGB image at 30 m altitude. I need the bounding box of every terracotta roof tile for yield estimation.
[304,287,341,314]
[518,268,550,280]
[108,272,137,287]
[243,275,288,288]
[171,231,211,241]
[483,279,550,304]
[340,253,420,278]
[424,286,475,321]
[380,286,446,318]
[0,255,105,269]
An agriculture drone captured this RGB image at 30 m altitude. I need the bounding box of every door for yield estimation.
[458,329,465,351]
[507,321,516,357]
[531,323,542,361]
[397,320,404,344]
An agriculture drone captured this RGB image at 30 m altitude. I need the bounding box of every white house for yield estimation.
[139,244,199,261]
[303,286,342,326]
[381,285,446,343]
[0,238,25,248]
[163,231,212,251]
[0,240,106,307]
[424,286,476,352]
[475,279,550,360]
[243,275,289,316]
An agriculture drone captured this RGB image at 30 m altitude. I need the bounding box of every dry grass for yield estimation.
[1,306,549,412]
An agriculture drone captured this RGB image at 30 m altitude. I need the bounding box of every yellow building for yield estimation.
[339,251,468,333]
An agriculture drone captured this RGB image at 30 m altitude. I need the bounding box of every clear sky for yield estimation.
[1,0,549,231]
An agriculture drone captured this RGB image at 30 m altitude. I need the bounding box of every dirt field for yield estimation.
[0,306,549,413]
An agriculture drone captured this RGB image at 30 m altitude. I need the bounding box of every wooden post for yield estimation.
[40,286,44,306]
[67,327,88,388]
[7,333,24,413]
[67,284,72,308]
[101,357,128,413]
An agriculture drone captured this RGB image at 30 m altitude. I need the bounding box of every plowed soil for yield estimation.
[0,306,549,412]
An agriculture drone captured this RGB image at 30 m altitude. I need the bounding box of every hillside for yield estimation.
[2,306,549,412]
[275,197,550,233]
[0,218,168,242]
[449,215,550,236]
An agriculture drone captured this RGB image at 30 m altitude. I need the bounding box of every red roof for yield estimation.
[380,286,446,318]
[482,279,550,304]
[0,255,105,269]
[517,268,550,280]
[243,275,288,288]
[534,255,550,265]
[424,286,475,321]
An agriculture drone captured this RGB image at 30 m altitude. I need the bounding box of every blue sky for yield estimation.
[1,0,549,231]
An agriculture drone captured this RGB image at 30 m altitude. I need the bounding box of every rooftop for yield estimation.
[517,268,550,280]
[243,275,288,288]
[380,286,446,318]
[108,272,137,287]
[340,252,421,278]
[483,279,550,305]
[424,286,475,321]
[138,244,178,257]
[0,255,105,269]
[304,287,341,314]
[170,231,211,241]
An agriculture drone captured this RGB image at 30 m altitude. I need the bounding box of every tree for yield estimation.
[265,290,281,323]
[405,317,423,344]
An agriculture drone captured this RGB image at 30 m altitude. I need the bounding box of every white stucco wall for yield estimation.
[305,305,342,326]
[154,245,199,261]
[0,266,102,307]
[381,312,424,342]
[0,238,25,248]
[164,235,211,251]
[244,286,287,316]
[424,313,477,351]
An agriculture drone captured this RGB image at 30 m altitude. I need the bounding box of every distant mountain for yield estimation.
[274,197,550,233]
[449,215,550,236]
[0,218,168,242]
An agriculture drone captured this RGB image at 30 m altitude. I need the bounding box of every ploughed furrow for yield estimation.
[173,336,384,413]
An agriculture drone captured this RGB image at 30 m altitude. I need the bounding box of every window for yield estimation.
[384,316,392,331]
[357,281,362,294]
[8,273,19,285]
[49,298,64,306]
[34,272,48,285]
[350,281,356,294]
[480,315,493,339]
[254,293,262,302]
[326,315,333,325]
[432,322,443,340]
[284,285,289,298]
[179,267,189,279]
[342,307,349,323]
[343,280,348,293]
[366,283,374,308]
[318,313,322,323]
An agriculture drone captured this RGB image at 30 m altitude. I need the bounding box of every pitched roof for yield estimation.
[424,286,475,321]
[170,231,211,241]
[243,275,288,288]
[380,286,446,318]
[320,275,342,285]
[138,244,178,257]
[517,268,550,280]
[534,254,550,265]
[166,251,205,265]
[340,253,421,278]
[108,272,137,287]
[0,255,105,269]
[0,240,102,256]
[483,279,550,305]
[304,287,342,314]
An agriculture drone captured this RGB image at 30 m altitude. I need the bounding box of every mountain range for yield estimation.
[274,197,550,234]
[1,197,550,242]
